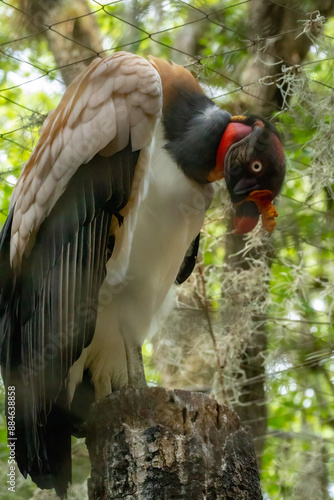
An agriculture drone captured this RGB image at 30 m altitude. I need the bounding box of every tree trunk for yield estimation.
[223,221,270,468]
[240,0,334,115]
[224,0,334,469]
[86,387,262,500]
[17,0,103,85]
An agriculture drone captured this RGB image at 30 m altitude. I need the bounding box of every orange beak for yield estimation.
[246,190,278,232]
[234,189,278,234]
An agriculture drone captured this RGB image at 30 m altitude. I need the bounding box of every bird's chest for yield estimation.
[125,140,213,302]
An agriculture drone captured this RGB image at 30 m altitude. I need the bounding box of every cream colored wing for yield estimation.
[10,51,162,270]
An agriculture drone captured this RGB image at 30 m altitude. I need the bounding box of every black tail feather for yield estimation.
[70,368,95,438]
[14,387,72,498]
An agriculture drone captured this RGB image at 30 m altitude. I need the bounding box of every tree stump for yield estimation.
[86,387,262,500]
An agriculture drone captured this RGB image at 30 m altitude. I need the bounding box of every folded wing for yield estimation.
[0,52,162,496]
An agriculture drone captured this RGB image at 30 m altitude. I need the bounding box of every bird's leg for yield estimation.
[123,338,147,388]
[118,296,151,388]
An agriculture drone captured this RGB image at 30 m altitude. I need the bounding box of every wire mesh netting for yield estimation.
[0,1,334,499]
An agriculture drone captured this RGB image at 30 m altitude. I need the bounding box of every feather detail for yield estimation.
[10,52,162,271]
[105,134,156,286]
[149,56,204,109]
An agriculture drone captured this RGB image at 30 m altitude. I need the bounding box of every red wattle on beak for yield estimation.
[234,200,260,234]
[234,214,260,234]
[234,190,278,234]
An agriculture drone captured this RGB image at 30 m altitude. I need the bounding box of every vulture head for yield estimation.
[208,116,285,234]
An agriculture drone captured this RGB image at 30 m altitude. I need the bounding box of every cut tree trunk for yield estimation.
[86,387,262,500]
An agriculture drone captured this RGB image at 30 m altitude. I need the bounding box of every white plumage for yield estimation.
[68,121,214,397]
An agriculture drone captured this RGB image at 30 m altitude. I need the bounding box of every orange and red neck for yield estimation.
[207,116,253,182]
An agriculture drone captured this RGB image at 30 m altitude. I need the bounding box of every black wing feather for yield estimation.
[175,233,200,285]
[0,144,140,496]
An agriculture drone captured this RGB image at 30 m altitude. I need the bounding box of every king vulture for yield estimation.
[0,51,285,496]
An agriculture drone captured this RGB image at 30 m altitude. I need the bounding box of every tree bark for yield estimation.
[240,0,334,115]
[86,387,262,500]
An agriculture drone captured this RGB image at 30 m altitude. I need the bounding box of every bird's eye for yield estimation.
[250,160,263,173]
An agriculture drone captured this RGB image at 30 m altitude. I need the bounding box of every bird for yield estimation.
[0,51,285,497]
